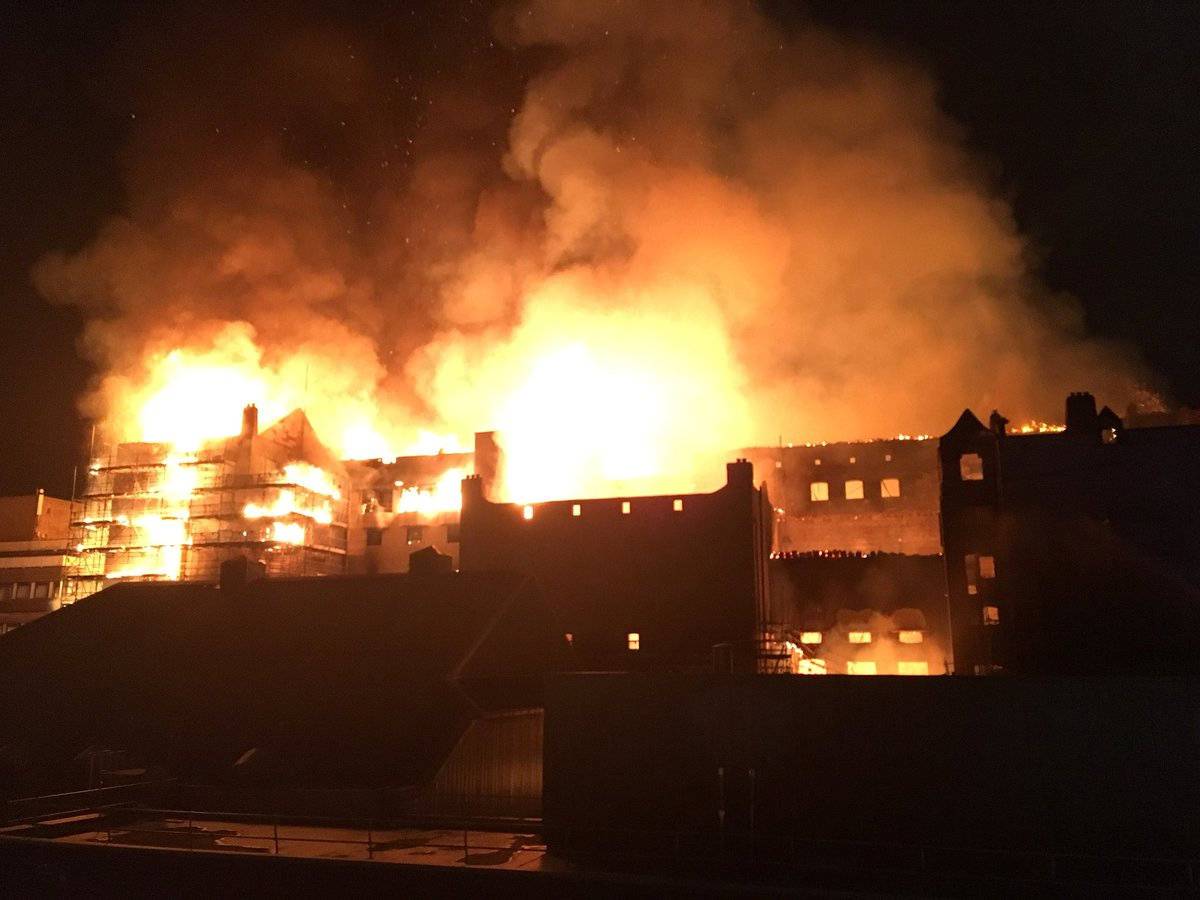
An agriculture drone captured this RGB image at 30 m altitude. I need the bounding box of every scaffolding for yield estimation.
[65,441,349,603]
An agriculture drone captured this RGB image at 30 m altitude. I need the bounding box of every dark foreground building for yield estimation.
[0,566,556,811]
[940,392,1200,675]
[459,459,773,673]
[544,673,1200,863]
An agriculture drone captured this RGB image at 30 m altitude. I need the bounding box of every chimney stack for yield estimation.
[726,458,754,489]
[1065,392,1098,435]
[241,403,259,439]
[473,431,502,499]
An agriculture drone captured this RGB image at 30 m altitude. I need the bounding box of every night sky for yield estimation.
[2,1,1197,497]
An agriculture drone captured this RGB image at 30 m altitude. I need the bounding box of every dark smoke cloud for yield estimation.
[34,0,1144,462]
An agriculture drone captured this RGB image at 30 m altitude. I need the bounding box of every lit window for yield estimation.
[810,482,829,502]
[627,632,640,650]
[898,661,929,676]
[571,504,581,517]
[881,478,901,498]
[1101,427,1118,445]
[960,452,984,481]
[983,605,1000,626]
[848,631,872,644]
[847,660,877,675]
[799,631,822,645]
[844,480,864,500]
[884,453,892,462]
[898,630,923,644]
[564,633,574,646]
[523,504,534,520]
[621,501,631,515]
[814,458,822,466]
[673,499,683,512]
[964,553,979,595]
[979,555,996,579]
[797,658,826,675]
[849,456,856,464]
[775,460,783,469]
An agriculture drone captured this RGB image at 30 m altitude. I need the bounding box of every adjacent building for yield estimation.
[0,491,76,633]
[940,392,1200,675]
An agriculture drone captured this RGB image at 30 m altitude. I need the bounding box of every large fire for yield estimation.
[110,293,753,507]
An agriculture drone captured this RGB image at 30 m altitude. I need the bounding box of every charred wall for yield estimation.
[742,439,940,555]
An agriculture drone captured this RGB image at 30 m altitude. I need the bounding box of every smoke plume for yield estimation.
[34,1,1142,495]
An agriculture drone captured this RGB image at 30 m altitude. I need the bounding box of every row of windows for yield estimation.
[364,523,462,547]
[776,452,899,469]
[0,581,60,601]
[799,629,924,645]
[563,632,640,650]
[809,479,901,502]
[524,499,685,521]
[798,659,930,676]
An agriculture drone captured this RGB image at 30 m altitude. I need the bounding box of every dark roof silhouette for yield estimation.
[0,572,555,792]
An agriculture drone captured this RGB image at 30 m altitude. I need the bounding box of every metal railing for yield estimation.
[21,806,544,867]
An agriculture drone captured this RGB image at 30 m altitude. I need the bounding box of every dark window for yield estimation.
[33,582,50,599]
[445,522,461,543]
[14,583,30,600]
[366,527,383,547]
[376,489,394,510]
[406,525,424,543]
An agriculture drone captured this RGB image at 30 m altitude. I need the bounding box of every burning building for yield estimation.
[67,405,350,600]
[743,437,941,556]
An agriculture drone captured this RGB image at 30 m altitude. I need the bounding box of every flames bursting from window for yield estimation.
[396,467,470,517]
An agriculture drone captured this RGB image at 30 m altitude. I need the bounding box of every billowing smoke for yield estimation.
[34,1,1142,497]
